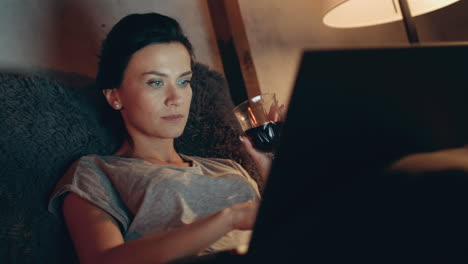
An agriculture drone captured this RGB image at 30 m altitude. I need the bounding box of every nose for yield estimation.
[165,84,183,106]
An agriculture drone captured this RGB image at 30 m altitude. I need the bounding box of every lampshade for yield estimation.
[323,0,460,28]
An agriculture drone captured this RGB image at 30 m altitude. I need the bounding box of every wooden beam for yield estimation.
[207,0,261,105]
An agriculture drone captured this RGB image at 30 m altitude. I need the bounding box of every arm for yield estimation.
[63,193,258,264]
[240,136,272,182]
[389,147,468,174]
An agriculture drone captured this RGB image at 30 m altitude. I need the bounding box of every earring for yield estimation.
[114,103,121,110]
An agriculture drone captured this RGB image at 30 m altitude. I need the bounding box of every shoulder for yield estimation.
[64,154,104,172]
[58,154,101,184]
[71,154,130,176]
[58,154,120,193]
[50,154,132,230]
[74,154,110,167]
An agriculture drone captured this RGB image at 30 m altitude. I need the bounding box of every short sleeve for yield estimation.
[48,156,132,232]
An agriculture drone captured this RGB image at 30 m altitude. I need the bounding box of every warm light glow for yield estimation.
[247,106,258,126]
[323,0,459,28]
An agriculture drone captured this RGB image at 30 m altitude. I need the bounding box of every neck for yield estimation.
[115,136,187,166]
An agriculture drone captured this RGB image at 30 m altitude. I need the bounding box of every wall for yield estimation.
[0,0,223,79]
[1,0,467,105]
[238,0,468,106]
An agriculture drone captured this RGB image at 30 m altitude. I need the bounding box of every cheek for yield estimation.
[185,89,193,108]
[125,91,161,115]
[144,96,165,115]
[187,89,193,101]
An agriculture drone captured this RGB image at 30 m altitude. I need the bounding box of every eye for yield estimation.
[148,80,164,87]
[177,79,191,87]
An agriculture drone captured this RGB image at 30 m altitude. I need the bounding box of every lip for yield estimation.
[161,114,184,122]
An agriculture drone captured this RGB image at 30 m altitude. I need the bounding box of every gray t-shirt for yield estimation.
[48,154,260,255]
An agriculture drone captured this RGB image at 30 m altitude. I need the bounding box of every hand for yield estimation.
[268,103,287,123]
[229,200,260,230]
[240,136,272,182]
[241,103,287,182]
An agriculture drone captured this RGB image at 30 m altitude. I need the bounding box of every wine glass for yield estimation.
[233,93,283,154]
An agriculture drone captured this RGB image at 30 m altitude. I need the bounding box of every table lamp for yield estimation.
[322,0,460,44]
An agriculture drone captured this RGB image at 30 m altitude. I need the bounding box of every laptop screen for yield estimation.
[246,44,468,262]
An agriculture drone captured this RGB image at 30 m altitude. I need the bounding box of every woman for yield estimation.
[49,13,273,264]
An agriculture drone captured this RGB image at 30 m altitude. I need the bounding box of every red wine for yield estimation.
[245,121,283,152]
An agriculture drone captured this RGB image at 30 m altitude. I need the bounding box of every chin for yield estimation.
[150,122,187,139]
[161,129,185,139]
[172,131,184,139]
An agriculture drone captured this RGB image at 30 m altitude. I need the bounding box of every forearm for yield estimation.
[99,208,234,264]
[390,148,468,174]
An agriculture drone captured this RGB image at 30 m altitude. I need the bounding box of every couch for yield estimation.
[0,63,260,264]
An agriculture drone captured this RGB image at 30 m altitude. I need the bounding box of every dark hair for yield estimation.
[96,13,195,146]
[96,13,195,90]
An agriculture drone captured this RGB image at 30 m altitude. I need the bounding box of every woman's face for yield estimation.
[111,42,193,140]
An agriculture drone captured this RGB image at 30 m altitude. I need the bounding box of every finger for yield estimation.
[240,136,264,155]
[240,136,273,163]
[239,136,259,156]
[278,104,287,121]
[240,136,273,182]
[267,104,278,122]
[240,137,270,166]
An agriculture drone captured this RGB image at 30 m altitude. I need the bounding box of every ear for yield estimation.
[102,89,122,110]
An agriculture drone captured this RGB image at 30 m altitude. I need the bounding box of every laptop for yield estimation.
[242,44,468,262]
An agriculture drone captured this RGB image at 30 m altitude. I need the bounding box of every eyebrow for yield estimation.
[142,71,193,78]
